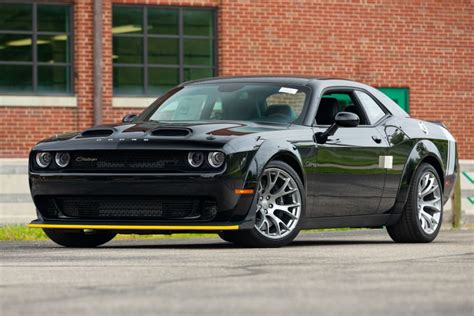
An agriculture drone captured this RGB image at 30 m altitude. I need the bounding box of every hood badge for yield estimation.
[96,138,150,142]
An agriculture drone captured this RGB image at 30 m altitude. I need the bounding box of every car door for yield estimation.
[307,89,389,217]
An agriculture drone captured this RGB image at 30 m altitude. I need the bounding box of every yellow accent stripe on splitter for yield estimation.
[28,223,239,231]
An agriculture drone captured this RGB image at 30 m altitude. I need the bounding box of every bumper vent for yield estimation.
[38,196,217,221]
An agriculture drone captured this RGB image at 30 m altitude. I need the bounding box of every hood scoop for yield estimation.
[80,128,114,138]
[150,128,191,137]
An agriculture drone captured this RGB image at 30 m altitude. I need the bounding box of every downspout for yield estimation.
[93,0,103,125]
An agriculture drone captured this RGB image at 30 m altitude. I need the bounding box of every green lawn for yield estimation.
[0,225,360,241]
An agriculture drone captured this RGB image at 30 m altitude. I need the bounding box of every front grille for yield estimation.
[38,196,217,221]
[58,150,220,173]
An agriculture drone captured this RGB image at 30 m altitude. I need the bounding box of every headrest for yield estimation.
[266,104,296,122]
[316,98,339,125]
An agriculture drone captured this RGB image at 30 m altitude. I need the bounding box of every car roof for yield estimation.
[181,76,409,118]
[181,75,355,86]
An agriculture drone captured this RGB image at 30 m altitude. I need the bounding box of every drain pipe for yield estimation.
[93,0,103,125]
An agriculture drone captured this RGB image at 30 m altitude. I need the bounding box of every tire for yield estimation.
[387,163,443,243]
[231,160,305,248]
[43,229,116,247]
[218,231,237,243]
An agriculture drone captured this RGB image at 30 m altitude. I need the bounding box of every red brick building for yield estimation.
[0,0,473,158]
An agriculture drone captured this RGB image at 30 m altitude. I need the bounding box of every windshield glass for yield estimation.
[143,83,309,124]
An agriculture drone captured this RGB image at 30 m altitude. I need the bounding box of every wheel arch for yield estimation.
[391,139,445,215]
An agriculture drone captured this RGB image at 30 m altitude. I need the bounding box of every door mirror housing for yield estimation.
[334,111,360,127]
[122,113,138,123]
[314,112,360,144]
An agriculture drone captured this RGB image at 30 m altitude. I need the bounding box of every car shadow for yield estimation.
[101,238,395,250]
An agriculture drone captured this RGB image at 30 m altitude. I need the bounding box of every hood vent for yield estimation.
[80,129,114,138]
[151,128,191,137]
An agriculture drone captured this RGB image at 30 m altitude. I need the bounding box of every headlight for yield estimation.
[188,152,204,168]
[55,152,70,168]
[35,152,52,168]
[208,151,225,168]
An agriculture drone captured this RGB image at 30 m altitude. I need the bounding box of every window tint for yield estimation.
[354,91,386,124]
[318,92,369,125]
[0,3,72,94]
[113,6,216,96]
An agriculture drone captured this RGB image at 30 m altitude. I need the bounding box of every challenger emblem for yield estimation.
[75,156,98,162]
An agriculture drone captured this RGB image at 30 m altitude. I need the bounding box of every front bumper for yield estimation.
[29,172,258,231]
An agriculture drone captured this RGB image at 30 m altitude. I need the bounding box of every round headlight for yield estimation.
[55,152,70,168]
[35,152,52,168]
[188,152,204,168]
[208,152,225,168]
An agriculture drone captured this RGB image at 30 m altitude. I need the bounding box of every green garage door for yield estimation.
[378,88,409,112]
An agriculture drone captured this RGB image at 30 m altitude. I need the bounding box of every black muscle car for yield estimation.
[28,76,457,247]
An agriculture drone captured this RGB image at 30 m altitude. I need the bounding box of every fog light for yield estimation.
[35,152,52,168]
[208,151,225,168]
[55,152,70,168]
[188,152,204,168]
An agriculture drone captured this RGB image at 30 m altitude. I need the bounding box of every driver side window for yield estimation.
[316,91,369,125]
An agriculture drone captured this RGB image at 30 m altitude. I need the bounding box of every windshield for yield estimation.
[143,83,309,124]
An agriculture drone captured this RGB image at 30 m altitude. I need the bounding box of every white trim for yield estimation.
[112,97,156,108]
[0,95,77,107]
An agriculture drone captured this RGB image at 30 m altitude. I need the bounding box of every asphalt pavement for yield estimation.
[0,229,473,316]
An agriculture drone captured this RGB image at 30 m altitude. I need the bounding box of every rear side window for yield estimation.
[354,91,386,124]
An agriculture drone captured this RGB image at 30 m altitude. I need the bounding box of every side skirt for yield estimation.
[302,213,401,230]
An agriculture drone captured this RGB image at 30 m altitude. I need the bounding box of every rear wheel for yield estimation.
[43,229,116,247]
[387,163,443,243]
[229,160,305,248]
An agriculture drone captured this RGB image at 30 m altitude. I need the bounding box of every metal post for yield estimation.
[93,0,103,125]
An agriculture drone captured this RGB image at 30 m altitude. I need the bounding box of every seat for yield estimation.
[316,98,339,125]
[265,104,296,122]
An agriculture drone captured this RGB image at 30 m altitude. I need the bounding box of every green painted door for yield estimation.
[378,88,409,112]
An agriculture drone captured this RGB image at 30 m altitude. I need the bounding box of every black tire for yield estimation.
[231,160,306,248]
[386,163,443,243]
[43,229,116,247]
[218,231,237,243]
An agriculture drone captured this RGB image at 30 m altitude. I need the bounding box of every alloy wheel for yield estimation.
[254,167,302,239]
[417,171,442,234]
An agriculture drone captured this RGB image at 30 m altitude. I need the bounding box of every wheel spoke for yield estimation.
[421,197,441,212]
[417,171,442,235]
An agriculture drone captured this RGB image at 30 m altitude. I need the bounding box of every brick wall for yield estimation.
[1,0,473,158]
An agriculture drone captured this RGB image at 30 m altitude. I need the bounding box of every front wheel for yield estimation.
[228,160,305,248]
[43,229,116,247]
[387,163,443,243]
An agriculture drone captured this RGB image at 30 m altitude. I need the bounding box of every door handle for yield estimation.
[372,135,382,144]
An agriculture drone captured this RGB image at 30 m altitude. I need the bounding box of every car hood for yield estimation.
[35,120,296,152]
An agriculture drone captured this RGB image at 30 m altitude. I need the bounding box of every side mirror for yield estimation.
[122,113,138,123]
[335,111,359,128]
[314,112,359,144]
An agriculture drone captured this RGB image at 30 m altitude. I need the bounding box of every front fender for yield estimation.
[391,139,444,215]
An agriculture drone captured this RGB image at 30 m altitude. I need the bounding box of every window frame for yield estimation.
[0,2,74,96]
[112,5,218,97]
[314,87,391,127]
[353,90,388,126]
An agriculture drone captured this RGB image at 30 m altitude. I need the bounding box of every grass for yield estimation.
[0,225,218,241]
[0,225,364,241]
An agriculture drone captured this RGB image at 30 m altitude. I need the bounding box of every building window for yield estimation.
[112,5,216,96]
[0,3,73,94]
[378,87,409,112]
